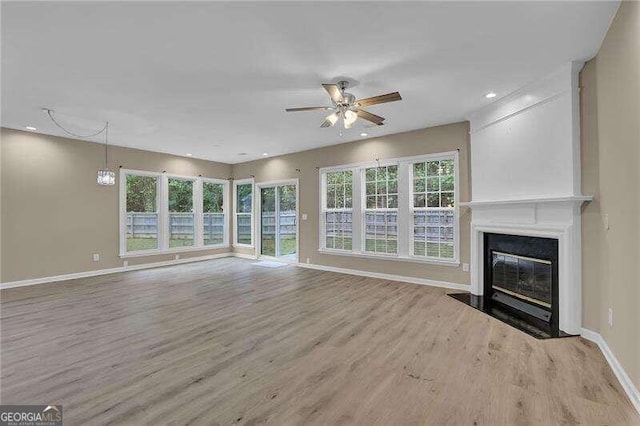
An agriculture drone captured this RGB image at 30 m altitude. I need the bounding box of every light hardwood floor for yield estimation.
[1,258,638,425]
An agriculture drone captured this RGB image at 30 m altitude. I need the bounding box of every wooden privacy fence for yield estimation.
[260,211,296,238]
[126,212,225,239]
[127,211,297,240]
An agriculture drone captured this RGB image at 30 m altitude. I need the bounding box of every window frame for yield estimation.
[318,151,460,266]
[202,177,230,248]
[320,168,356,253]
[361,162,400,257]
[408,156,459,263]
[119,169,229,258]
[233,178,255,248]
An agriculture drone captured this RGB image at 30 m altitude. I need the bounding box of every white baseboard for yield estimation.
[297,262,470,292]
[581,328,640,414]
[0,253,232,290]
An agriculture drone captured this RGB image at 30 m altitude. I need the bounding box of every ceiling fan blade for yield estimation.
[320,112,340,128]
[322,84,344,104]
[285,106,334,112]
[356,109,385,126]
[355,92,402,108]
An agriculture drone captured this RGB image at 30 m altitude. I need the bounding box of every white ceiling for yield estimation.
[1,1,618,163]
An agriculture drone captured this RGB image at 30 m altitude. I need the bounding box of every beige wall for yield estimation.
[1,128,233,282]
[580,0,639,388]
[233,122,472,285]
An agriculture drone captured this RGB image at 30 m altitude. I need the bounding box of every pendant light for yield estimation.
[96,122,115,185]
[45,109,115,186]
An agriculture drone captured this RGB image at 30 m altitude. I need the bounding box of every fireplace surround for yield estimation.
[484,232,559,335]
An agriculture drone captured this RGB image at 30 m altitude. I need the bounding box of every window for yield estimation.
[203,180,225,245]
[323,170,353,251]
[120,170,228,256]
[168,178,195,248]
[319,152,458,264]
[411,159,455,259]
[125,174,159,252]
[364,165,398,254]
[234,179,254,246]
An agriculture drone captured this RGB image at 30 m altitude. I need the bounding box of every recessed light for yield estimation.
[360,132,368,137]
[262,152,268,156]
[485,92,497,99]
[186,153,193,157]
[25,126,37,131]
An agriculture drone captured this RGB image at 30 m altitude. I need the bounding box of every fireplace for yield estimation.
[484,233,559,335]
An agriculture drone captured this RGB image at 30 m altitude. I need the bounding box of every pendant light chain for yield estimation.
[45,109,108,139]
[104,121,109,169]
[44,109,116,186]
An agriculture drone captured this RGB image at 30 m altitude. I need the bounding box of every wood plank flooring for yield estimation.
[1,258,638,425]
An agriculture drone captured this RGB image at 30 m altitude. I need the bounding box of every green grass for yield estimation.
[261,236,296,256]
[364,238,397,254]
[127,237,197,251]
[127,238,158,251]
[325,236,352,250]
[169,239,194,248]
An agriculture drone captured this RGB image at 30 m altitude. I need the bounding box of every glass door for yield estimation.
[277,184,297,259]
[260,187,277,257]
[260,182,297,260]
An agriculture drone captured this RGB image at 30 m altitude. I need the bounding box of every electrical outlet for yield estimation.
[603,214,610,230]
[92,253,100,262]
[123,260,128,268]
[462,263,469,272]
[175,254,180,260]
[302,213,308,220]
[608,308,614,327]
[306,257,310,264]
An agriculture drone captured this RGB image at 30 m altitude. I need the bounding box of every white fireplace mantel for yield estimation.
[467,198,591,335]
[465,62,590,335]
[461,195,592,208]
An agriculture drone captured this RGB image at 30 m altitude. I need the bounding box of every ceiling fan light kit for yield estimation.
[286,80,402,129]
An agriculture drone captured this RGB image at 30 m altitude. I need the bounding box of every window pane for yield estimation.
[169,178,194,248]
[364,212,397,254]
[325,212,352,250]
[441,192,455,207]
[427,193,440,207]
[427,161,440,176]
[236,184,253,213]
[412,210,455,260]
[427,177,439,191]
[204,182,224,245]
[236,183,253,245]
[441,175,454,191]
[126,175,158,251]
[441,160,455,175]
[237,213,252,245]
[325,170,353,209]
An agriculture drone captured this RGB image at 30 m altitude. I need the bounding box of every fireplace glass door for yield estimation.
[491,251,552,308]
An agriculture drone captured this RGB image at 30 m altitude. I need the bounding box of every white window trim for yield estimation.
[319,169,356,253]
[361,163,400,256]
[119,169,229,258]
[233,178,255,248]
[202,177,230,248]
[318,151,460,266]
[408,153,460,263]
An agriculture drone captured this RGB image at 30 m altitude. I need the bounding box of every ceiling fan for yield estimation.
[285,80,402,129]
